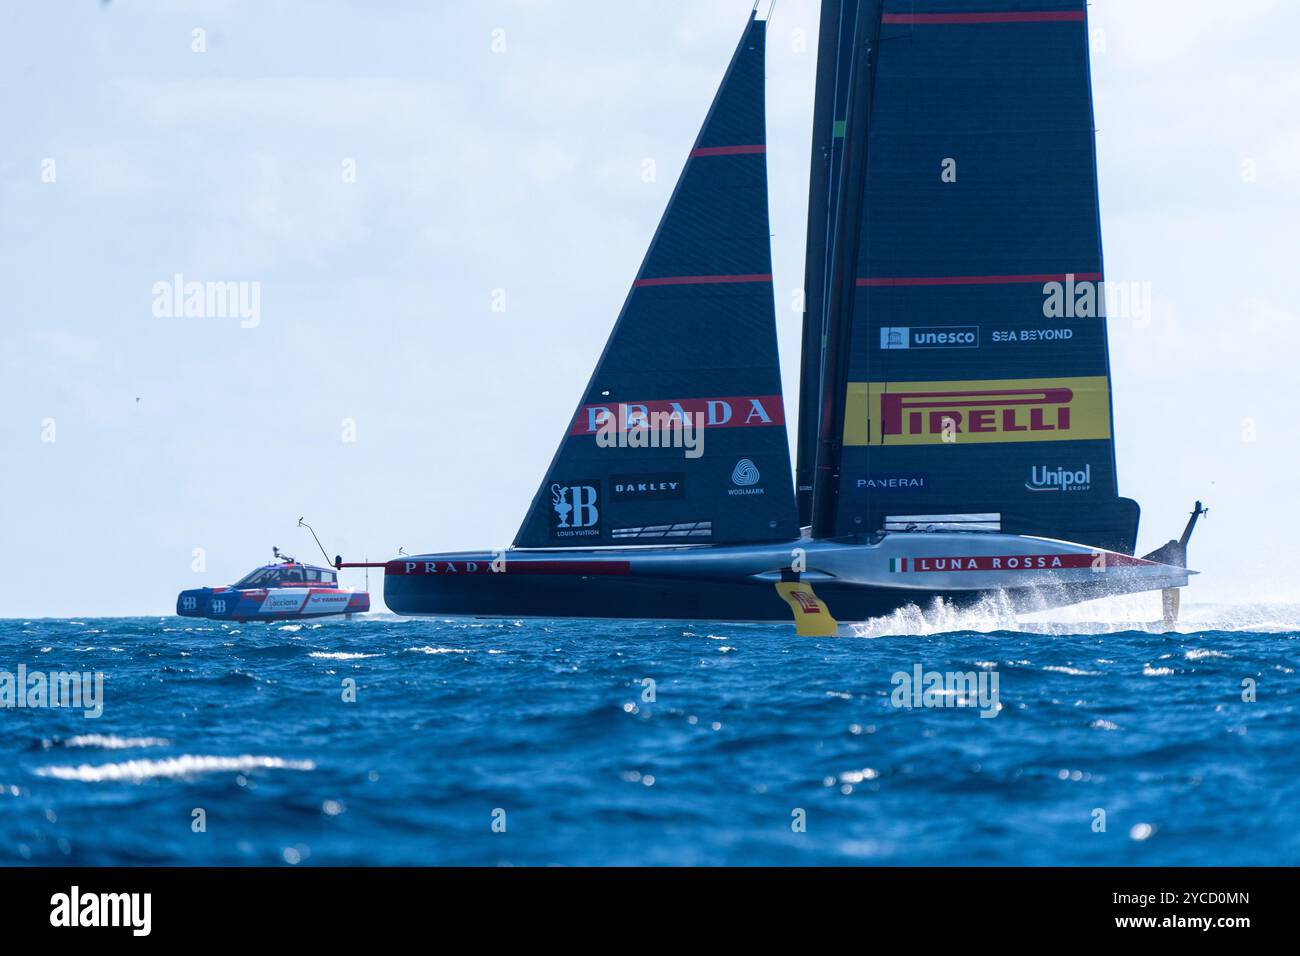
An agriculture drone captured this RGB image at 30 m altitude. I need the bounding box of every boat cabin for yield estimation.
[232,562,338,590]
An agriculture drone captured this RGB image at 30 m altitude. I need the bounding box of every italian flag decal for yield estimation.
[889,558,909,573]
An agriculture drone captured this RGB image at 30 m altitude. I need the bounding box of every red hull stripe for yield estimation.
[882,11,1084,25]
[386,560,632,576]
[690,144,766,157]
[858,272,1101,287]
[634,273,772,288]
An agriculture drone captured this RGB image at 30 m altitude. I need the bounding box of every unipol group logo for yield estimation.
[550,481,601,539]
[1026,464,1092,492]
[843,377,1112,447]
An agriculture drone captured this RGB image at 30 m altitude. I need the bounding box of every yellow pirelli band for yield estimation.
[843,376,1112,446]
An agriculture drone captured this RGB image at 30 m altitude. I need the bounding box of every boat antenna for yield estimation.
[298,517,334,567]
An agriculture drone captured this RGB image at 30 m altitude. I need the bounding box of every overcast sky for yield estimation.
[2,0,1297,617]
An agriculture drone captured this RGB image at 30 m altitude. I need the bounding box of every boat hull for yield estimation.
[383,533,1190,624]
[176,586,370,622]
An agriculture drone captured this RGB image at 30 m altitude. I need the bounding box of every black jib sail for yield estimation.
[514,13,799,550]
[810,0,1139,553]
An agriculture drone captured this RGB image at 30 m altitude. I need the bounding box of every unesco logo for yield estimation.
[880,326,979,350]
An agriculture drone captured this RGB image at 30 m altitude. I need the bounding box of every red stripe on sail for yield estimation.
[569,395,785,436]
[690,144,767,157]
[858,272,1102,287]
[882,11,1085,25]
[634,273,773,288]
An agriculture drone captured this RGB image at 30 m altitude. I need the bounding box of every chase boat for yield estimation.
[177,551,370,623]
[374,2,1205,633]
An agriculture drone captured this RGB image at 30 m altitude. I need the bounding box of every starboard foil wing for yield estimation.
[514,13,799,550]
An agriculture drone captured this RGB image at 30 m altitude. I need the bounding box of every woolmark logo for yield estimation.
[731,459,760,486]
[728,459,765,497]
[1026,464,1092,492]
[880,326,979,349]
[550,481,601,537]
[50,886,151,936]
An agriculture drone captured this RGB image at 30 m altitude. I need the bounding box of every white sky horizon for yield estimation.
[2,0,1297,617]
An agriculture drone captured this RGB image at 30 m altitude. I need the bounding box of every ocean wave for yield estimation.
[34,755,316,782]
[59,735,171,750]
[1143,665,1176,676]
[1185,648,1230,660]
[405,646,472,655]
[309,651,380,660]
[1042,665,1100,676]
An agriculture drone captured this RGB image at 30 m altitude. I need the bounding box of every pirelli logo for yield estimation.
[843,377,1112,446]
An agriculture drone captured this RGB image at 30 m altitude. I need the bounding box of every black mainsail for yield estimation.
[514,13,799,550]
[808,0,1139,553]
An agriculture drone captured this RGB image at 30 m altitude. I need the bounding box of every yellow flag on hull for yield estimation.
[775,582,839,637]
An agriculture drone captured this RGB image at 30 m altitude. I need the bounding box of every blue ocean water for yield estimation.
[1,611,1296,866]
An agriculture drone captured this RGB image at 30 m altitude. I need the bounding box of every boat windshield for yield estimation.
[233,568,281,588]
[232,565,333,588]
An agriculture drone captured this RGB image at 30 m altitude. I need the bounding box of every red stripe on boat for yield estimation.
[634,273,772,288]
[385,559,632,576]
[690,144,767,157]
[858,272,1102,287]
[882,11,1085,25]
